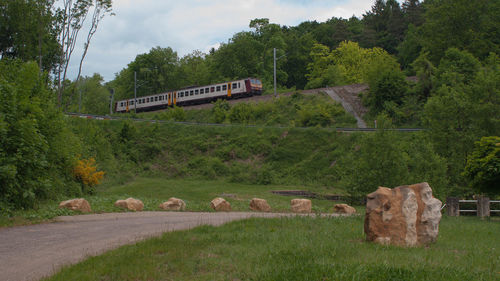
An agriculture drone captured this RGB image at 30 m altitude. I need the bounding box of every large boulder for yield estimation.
[291,199,311,213]
[114,197,144,211]
[333,203,356,214]
[364,182,442,247]
[249,198,271,212]
[59,198,91,213]
[159,197,186,211]
[210,197,231,212]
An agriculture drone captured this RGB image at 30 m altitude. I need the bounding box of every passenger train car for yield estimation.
[115,78,262,113]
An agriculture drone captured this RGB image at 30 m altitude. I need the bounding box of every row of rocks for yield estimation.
[59,182,443,248]
[59,197,183,212]
[59,197,357,214]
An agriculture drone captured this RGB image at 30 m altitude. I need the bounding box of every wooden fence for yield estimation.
[446,196,500,217]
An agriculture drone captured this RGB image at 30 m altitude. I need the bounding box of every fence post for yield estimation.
[446,197,459,216]
[477,196,490,218]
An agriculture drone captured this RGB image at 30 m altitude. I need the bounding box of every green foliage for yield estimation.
[210,99,230,123]
[142,93,355,128]
[423,49,500,188]
[155,106,186,122]
[463,136,500,196]
[296,103,345,127]
[64,74,111,114]
[364,68,408,115]
[0,0,60,72]
[0,61,81,210]
[228,103,254,124]
[305,41,399,89]
[338,116,447,200]
[362,0,407,54]
[420,0,500,64]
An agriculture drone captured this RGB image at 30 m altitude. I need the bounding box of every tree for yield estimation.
[111,46,180,101]
[55,0,113,107]
[305,41,400,89]
[362,0,406,54]
[423,49,500,187]
[178,50,211,87]
[283,31,315,89]
[0,60,81,210]
[65,73,110,114]
[402,0,424,27]
[338,116,447,200]
[0,0,60,72]
[463,136,500,196]
[420,0,500,64]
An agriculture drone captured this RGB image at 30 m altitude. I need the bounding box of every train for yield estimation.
[115,77,263,113]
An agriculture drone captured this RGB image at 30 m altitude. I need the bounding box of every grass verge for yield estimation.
[44,215,500,280]
[0,177,350,227]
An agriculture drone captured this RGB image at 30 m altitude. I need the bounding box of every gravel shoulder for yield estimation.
[0,211,340,281]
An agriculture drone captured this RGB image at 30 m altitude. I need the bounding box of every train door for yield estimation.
[168,93,172,106]
[174,92,177,105]
[227,83,231,98]
[126,100,129,112]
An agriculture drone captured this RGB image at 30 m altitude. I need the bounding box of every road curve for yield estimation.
[0,212,335,281]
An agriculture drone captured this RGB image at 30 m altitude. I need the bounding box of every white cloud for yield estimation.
[68,0,376,82]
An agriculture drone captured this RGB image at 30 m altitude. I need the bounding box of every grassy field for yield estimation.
[44,215,500,281]
[0,177,350,227]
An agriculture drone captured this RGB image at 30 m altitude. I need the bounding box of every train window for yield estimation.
[233,83,237,89]
[211,87,215,92]
[222,85,227,91]
[130,101,134,105]
[120,102,124,107]
[142,98,145,103]
[180,92,183,97]
[216,86,221,91]
[190,90,194,96]
[238,82,241,88]
[155,96,158,102]
[195,89,199,95]
[200,88,204,94]
[206,87,209,93]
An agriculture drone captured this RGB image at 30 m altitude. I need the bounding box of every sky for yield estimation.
[68,0,377,82]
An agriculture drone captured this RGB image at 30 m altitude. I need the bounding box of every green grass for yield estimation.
[0,177,351,227]
[44,215,500,280]
[95,177,347,213]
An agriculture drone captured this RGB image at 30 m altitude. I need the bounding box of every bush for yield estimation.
[0,61,81,210]
[463,136,500,196]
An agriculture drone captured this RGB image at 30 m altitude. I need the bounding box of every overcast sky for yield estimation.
[68,0,377,82]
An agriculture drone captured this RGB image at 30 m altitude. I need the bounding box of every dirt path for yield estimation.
[0,212,339,281]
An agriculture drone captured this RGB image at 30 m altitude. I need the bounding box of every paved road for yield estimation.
[0,212,326,281]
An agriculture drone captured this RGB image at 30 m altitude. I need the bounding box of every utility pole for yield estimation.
[273,48,277,98]
[134,71,137,113]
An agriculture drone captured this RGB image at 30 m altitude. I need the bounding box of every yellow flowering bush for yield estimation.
[73,158,105,191]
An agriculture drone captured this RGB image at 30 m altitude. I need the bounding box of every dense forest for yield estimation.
[0,0,499,212]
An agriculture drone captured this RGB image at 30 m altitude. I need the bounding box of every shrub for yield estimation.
[0,61,81,210]
[73,158,105,194]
